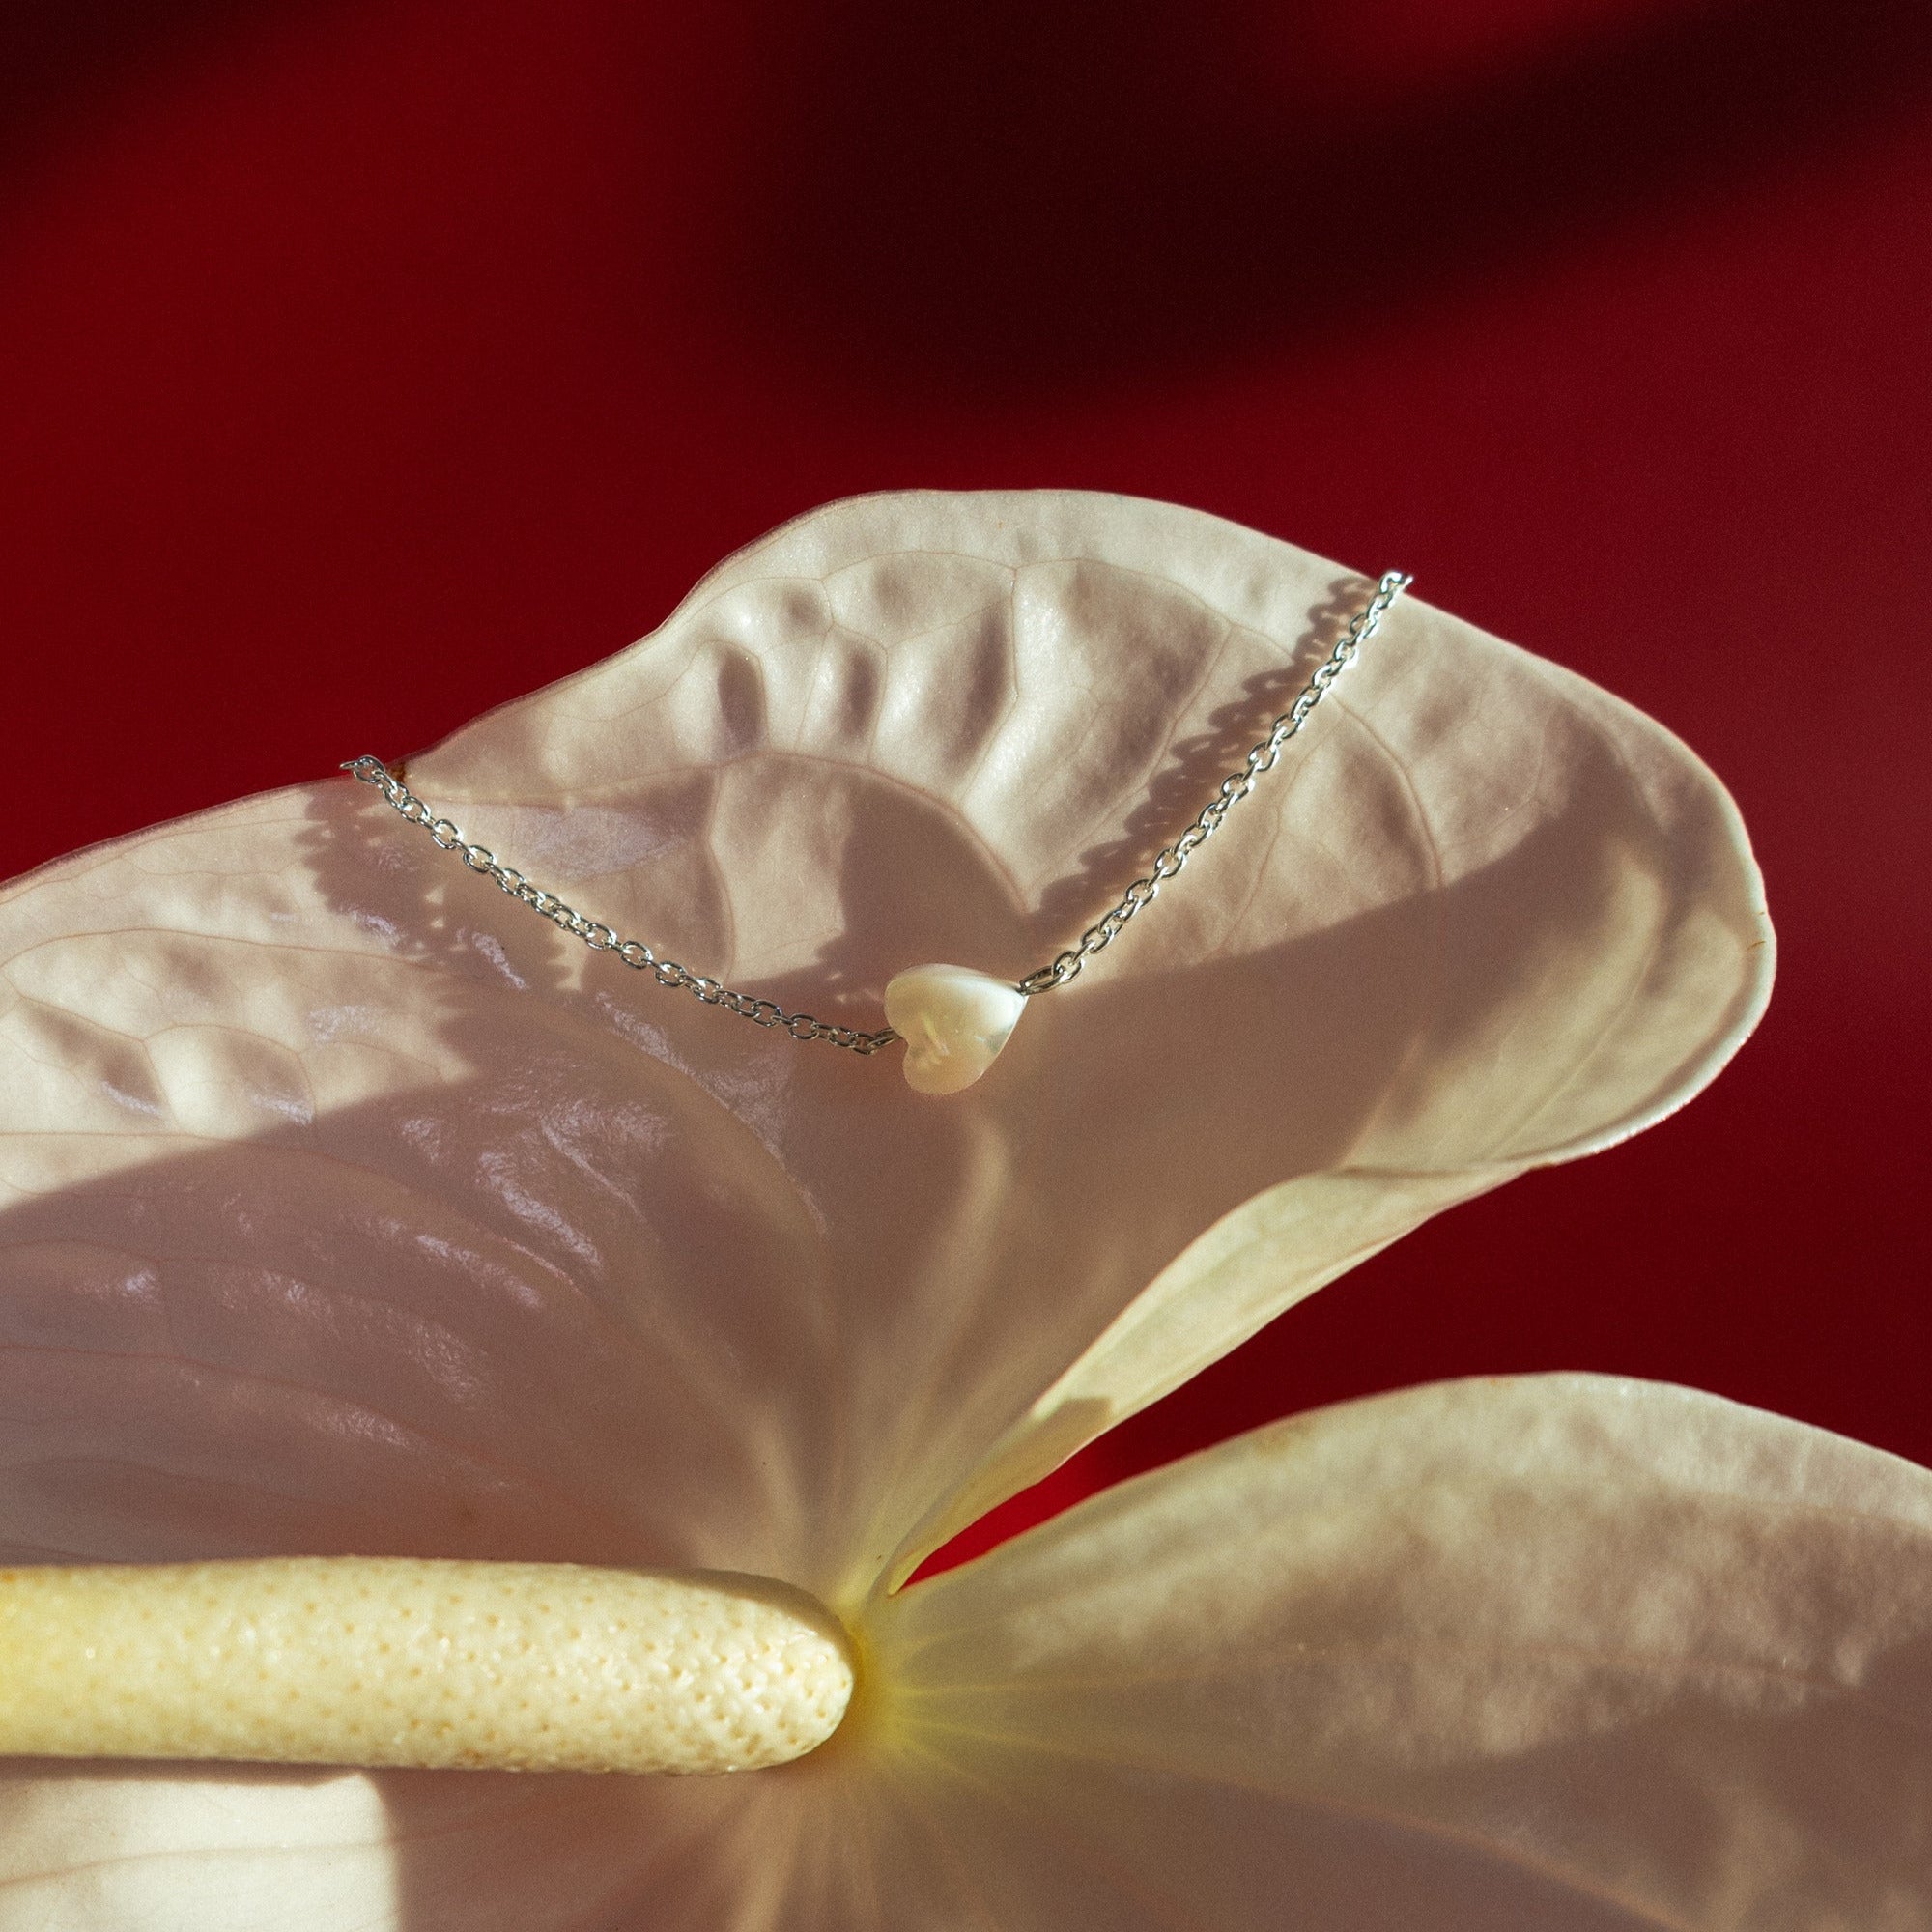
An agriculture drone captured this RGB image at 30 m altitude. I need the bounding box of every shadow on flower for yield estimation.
[6,493,1895,1930]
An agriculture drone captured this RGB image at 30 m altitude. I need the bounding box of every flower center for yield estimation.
[0,1557,854,1774]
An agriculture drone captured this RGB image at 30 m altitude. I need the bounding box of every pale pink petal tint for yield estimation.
[0,493,1787,1927]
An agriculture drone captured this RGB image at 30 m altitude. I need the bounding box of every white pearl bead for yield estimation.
[883,964,1027,1094]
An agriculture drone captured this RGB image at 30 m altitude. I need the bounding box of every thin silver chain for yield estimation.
[337,758,901,1053]
[1015,569,1410,996]
[342,569,1409,1056]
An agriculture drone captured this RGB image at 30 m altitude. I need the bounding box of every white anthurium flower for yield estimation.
[0,491,1921,1928]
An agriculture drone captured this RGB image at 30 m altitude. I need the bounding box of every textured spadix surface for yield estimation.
[0,491,1837,1929]
[0,1559,852,1773]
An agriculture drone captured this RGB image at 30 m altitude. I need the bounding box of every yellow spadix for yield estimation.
[0,1558,853,1774]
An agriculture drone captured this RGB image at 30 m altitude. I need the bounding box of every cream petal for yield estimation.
[37,1374,1905,1932]
[0,1764,750,1932]
[0,1767,396,1931]
[854,1375,1932,1930]
[0,494,1769,1615]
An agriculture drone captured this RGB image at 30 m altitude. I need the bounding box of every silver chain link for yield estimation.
[337,758,902,1054]
[342,569,1408,1056]
[1014,569,1410,997]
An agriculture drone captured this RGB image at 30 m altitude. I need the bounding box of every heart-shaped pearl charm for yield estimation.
[883,964,1027,1094]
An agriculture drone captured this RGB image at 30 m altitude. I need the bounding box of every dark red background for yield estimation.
[4,0,1927,1568]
